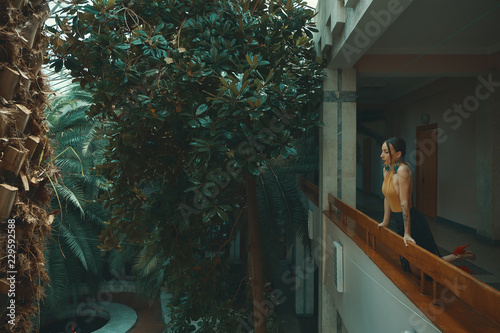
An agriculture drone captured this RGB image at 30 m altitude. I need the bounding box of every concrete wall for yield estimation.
[314,0,414,68]
[475,72,500,239]
[388,77,479,229]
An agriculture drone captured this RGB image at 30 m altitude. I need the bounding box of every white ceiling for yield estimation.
[356,0,500,105]
[368,0,500,55]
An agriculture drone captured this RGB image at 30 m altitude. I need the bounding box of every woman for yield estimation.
[377,137,475,267]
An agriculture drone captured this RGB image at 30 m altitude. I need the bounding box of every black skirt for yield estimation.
[393,207,441,271]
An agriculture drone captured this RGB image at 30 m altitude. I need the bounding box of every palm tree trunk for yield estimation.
[0,0,54,331]
[246,175,267,333]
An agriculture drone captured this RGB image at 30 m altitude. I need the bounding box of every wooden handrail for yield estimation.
[299,177,319,207]
[325,193,500,332]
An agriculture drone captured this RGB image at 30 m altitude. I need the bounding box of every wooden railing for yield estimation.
[299,177,319,207]
[298,178,500,332]
[325,192,500,333]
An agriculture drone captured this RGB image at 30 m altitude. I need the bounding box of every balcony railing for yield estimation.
[299,177,319,207]
[299,178,500,333]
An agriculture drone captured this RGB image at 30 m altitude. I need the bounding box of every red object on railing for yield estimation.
[457,265,476,275]
[453,243,470,255]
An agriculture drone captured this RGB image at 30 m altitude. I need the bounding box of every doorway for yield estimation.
[415,124,438,217]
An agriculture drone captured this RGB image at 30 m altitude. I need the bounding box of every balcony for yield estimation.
[300,178,500,333]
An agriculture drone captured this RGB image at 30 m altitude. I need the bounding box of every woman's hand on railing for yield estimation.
[378,221,389,229]
[457,251,476,261]
[403,234,416,247]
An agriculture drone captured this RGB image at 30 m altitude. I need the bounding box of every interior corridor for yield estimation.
[356,189,500,291]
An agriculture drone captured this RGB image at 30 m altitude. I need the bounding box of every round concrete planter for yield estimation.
[41,302,137,333]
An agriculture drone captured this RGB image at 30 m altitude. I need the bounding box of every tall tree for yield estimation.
[48,0,322,331]
[0,0,56,331]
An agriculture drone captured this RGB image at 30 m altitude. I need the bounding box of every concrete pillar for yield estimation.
[476,77,500,240]
[318,68,356,332]
[319,68,357,209]
[318,269,338,332]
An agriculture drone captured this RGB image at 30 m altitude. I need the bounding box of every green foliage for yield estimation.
[256,131,318,279]
[257,165,305,276]
[48,0,323,330]
[42,86,109,315]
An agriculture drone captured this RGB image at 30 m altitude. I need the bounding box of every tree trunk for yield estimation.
[246,175,267,333]
[0,67,21,100]
[0,184,17,220]
[0,145,28,176]
[25,135,40,158]
[14,104,31,132]
[0,0,54,331]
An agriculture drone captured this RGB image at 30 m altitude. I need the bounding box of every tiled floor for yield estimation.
[356,190,500,290]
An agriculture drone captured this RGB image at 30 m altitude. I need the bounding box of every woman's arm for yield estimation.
[379,169,391,228]
[397,166,415,246]
[378,198,391,228]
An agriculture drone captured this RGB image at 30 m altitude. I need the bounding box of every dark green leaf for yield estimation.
[196,104,208,116]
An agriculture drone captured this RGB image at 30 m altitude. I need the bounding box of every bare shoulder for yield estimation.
[397,163,412,179]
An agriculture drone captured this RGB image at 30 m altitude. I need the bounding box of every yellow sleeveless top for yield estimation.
[382,171,402,213]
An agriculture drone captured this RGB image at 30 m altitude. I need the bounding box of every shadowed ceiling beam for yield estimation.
[355,53,500,77]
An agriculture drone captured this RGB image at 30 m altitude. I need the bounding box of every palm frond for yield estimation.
[108,245,138,277]
[43,241,81,312]
[134,247,160,277]
[54,157,86,175]
[133,248,166,299]
[53,183,85,217]
[256,133,317,277]
[58,220,90,271]
[42,83,110,318]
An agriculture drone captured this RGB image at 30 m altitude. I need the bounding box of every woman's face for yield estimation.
[380,142,396,166]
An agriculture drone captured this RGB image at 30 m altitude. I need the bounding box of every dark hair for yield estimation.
[384,137,407,163]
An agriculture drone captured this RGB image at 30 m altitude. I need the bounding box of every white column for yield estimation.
[318,68,356,332]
